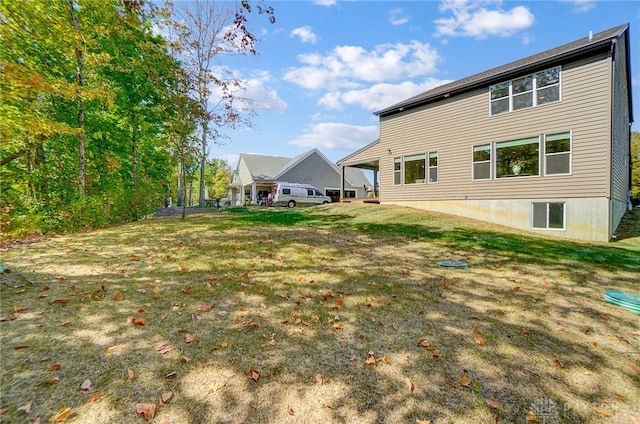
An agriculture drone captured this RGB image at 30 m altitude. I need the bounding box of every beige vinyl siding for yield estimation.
[611,33,631,203]
[379,54,613,203]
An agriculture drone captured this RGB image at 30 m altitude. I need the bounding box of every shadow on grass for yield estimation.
[1,209,638,423]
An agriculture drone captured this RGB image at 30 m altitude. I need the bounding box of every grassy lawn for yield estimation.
[1,204,639,424]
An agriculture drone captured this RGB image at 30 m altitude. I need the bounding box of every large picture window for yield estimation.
[495,136,539,178]
[473,144,491,180]
[544,132,571,175]
[404,154,426,184]
[490,66,561,115]
[532,202,565,230]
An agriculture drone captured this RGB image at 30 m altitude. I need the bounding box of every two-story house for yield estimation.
[338,24,633,242]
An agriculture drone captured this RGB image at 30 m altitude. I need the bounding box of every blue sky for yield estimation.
[207,0,640,167]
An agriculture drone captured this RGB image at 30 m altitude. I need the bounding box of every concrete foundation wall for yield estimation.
[387,197,611,242]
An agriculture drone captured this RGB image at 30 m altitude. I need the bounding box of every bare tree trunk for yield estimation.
[68,0,86,195]
[199,121,207,207]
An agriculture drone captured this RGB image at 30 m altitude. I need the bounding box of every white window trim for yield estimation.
[531,202,566,231]
[543,130,572,176]
[393,157,402,185]
[494,135,541,179]
[489,66,561,116]
[471,144,492,181]
[403,153,427,185]
[428,151,438,184]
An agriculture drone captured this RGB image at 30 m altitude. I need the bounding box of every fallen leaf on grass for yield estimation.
[460,373,471,388]
[198,304,212,311]
[595,405,613,417]
[218,311,228,317]
[48,407,71,422]
[242,319,259,327]
[0,313,18,321]
[48,364,61,371]
[87,394,101,403]
[106,343,123,354]
[181,286,192,294]
[113,293,121,301]
[249,369,260,381]
[135,403,156,421]
[629,364,639,375]
[52,299,71,304]
[17,402,32,414]
[405,377,414,392]
[42,377,59,385]
[553,358,564,368]
[486,398,499,408]
[156,344,174,354]
[473,329,486,346]
[127,369,134,380]
[416,339,430,348]
[0,408,9,418]
[160,391,173,404]
[80,379,92,390]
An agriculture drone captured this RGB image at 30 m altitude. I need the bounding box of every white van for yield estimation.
[270,182,332,208]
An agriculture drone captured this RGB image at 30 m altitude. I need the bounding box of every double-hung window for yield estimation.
[472,144,492,180]
[490,66,561,115]
[544,132,571,175]
[393,157,402,185]
[428,152,438,183]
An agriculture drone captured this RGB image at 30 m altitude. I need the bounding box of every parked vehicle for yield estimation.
[270,182,332,208]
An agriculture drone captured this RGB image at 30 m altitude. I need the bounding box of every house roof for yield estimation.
[375,23,630,117]
[236,149,371,187]
[238,153,292,180]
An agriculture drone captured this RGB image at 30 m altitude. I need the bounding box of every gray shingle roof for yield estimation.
[375,24,629,117]
[240,153,291,180]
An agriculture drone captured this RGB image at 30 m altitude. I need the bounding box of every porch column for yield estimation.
[251,182,257,204]
[340,165,345,202]
[373,169,378,197]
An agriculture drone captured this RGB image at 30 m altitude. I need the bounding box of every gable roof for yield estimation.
[236,149,370,187]
[238,153,291,180]
[375,23,630,117]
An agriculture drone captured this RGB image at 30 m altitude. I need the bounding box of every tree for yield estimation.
[207,158,232,201]
[166,0,274,207]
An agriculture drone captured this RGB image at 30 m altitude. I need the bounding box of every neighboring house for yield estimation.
[229,148,370,206]
[338,24,633,242]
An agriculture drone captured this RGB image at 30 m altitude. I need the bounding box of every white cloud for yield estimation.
[314,0,336,6]
[563,0,596,13]
[218,70,288,112]
[389,8,411,26]
[632,77,640,87]
[283,41,440,90]
[290,26,318,44]
[319,78,452,111]
[435,0,535,39]
[288,122,379,151]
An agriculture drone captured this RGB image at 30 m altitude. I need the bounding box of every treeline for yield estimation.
[0,0,271,238]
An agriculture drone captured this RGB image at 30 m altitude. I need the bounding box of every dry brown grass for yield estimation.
[1,204,639,424]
